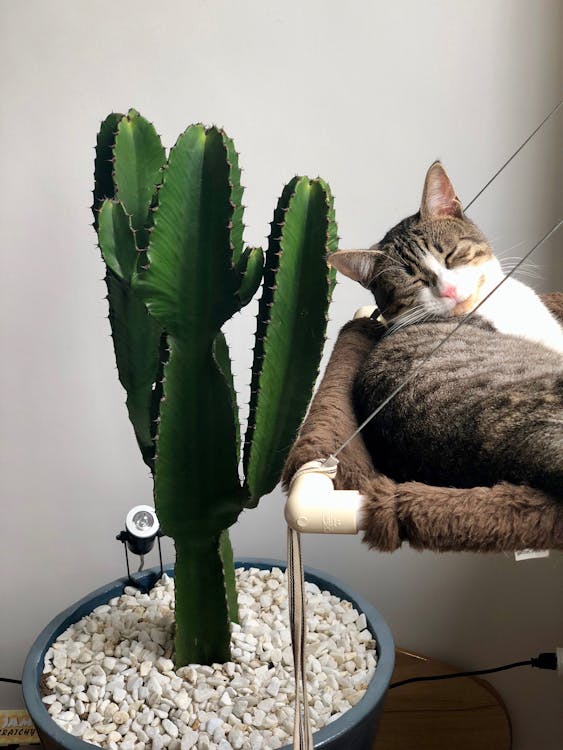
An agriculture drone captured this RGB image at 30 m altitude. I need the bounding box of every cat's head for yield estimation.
[330,162,503,324]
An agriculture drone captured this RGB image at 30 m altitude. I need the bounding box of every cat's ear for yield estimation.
[420,161,464,219]
[328,249,379,288]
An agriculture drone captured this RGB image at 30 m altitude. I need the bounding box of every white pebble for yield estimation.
[181,729,198,749]
[227,728,244,749]
[48,702,62,716]
[203,717,221,734]
[174,690,190,710]
[266,677,281,697]
[162,718,179,738]
[140,661,152,677]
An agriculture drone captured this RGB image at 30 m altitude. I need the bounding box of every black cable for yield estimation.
[0,677,22,684]
[389,652,557,689]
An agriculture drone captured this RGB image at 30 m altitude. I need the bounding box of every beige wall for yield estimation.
[1,2,561,748]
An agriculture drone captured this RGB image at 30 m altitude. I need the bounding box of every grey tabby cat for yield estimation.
[330,162,563,499]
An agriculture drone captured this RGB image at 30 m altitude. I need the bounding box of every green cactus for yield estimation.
[93,110,337,666]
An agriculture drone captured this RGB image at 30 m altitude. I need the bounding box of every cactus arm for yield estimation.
[236,247,264,307]
[98,199,162,471]
[97,199,138,281]
[92,113,123,230]
[104,269,162,471]
[113,109,166,250]
[243,180,298,479]
[243,177,337,504]
[94,111,166,472]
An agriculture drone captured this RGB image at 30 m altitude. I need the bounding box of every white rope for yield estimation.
[287,527,313,750]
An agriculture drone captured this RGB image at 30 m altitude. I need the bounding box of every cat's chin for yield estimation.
[452,293,480,316]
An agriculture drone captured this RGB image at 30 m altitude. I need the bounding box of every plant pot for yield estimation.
[23,558,394,750]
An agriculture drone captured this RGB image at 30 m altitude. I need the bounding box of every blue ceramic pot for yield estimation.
[23,559,394,749]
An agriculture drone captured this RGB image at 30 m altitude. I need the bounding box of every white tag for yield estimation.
[514,549,550,561]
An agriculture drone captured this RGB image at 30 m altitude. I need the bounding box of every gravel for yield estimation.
[42,567,377,750]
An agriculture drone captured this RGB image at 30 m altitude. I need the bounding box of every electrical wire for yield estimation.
[389,652,558,689]
[464,100,561,212]
[390,660,531,688]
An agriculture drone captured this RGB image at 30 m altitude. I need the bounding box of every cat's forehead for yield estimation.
[382,213,483,252]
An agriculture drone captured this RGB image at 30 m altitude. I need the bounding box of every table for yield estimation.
[374,649,511,749]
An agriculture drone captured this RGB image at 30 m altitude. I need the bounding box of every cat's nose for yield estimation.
[439,284,458,300]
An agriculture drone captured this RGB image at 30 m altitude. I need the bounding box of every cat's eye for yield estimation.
[444,250,457,267]
[447,242,487,267]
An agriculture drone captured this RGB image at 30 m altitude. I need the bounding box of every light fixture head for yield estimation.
[125,505,160,539]
[122,505,160,556]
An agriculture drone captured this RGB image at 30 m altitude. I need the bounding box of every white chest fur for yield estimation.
[478,277,563,355]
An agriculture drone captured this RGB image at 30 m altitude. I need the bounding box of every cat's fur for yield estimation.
[330,162,563,498]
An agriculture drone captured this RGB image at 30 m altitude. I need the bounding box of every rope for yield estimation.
[287,527,313,750]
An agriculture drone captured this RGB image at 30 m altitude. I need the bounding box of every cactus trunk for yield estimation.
[173,533,232,666]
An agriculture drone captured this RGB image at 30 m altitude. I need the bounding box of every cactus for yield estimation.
[93,110,337,666]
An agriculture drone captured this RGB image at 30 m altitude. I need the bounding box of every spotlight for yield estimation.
[125,505,160,554]
[116,505,164,589]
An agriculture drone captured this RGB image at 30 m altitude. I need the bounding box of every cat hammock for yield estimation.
[283,292,563,552]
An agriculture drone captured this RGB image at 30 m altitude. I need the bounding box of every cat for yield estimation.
[329,162,563,499]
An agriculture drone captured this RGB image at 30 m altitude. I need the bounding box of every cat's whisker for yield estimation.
[499,255,541,266]
[499,255,539,264]
[388,306,426,324]
[495,240,527,258]
[514,269,544,281]
[387,305,431,334]
[499,256,543,278]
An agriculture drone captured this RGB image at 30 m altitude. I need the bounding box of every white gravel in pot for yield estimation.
[42,567,377,750]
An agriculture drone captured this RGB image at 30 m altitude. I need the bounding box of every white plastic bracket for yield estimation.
[353,305,378,320]
[285,459,365,534]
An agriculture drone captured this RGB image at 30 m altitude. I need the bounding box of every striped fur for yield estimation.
[355,318,562,497]
[331,162,563,497]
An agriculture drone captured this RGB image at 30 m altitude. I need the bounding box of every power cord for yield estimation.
[390,652,560,689]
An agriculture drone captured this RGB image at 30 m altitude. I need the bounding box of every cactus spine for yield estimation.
[93,110,337,666]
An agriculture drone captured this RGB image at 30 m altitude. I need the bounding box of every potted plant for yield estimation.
[23,110,394,749]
